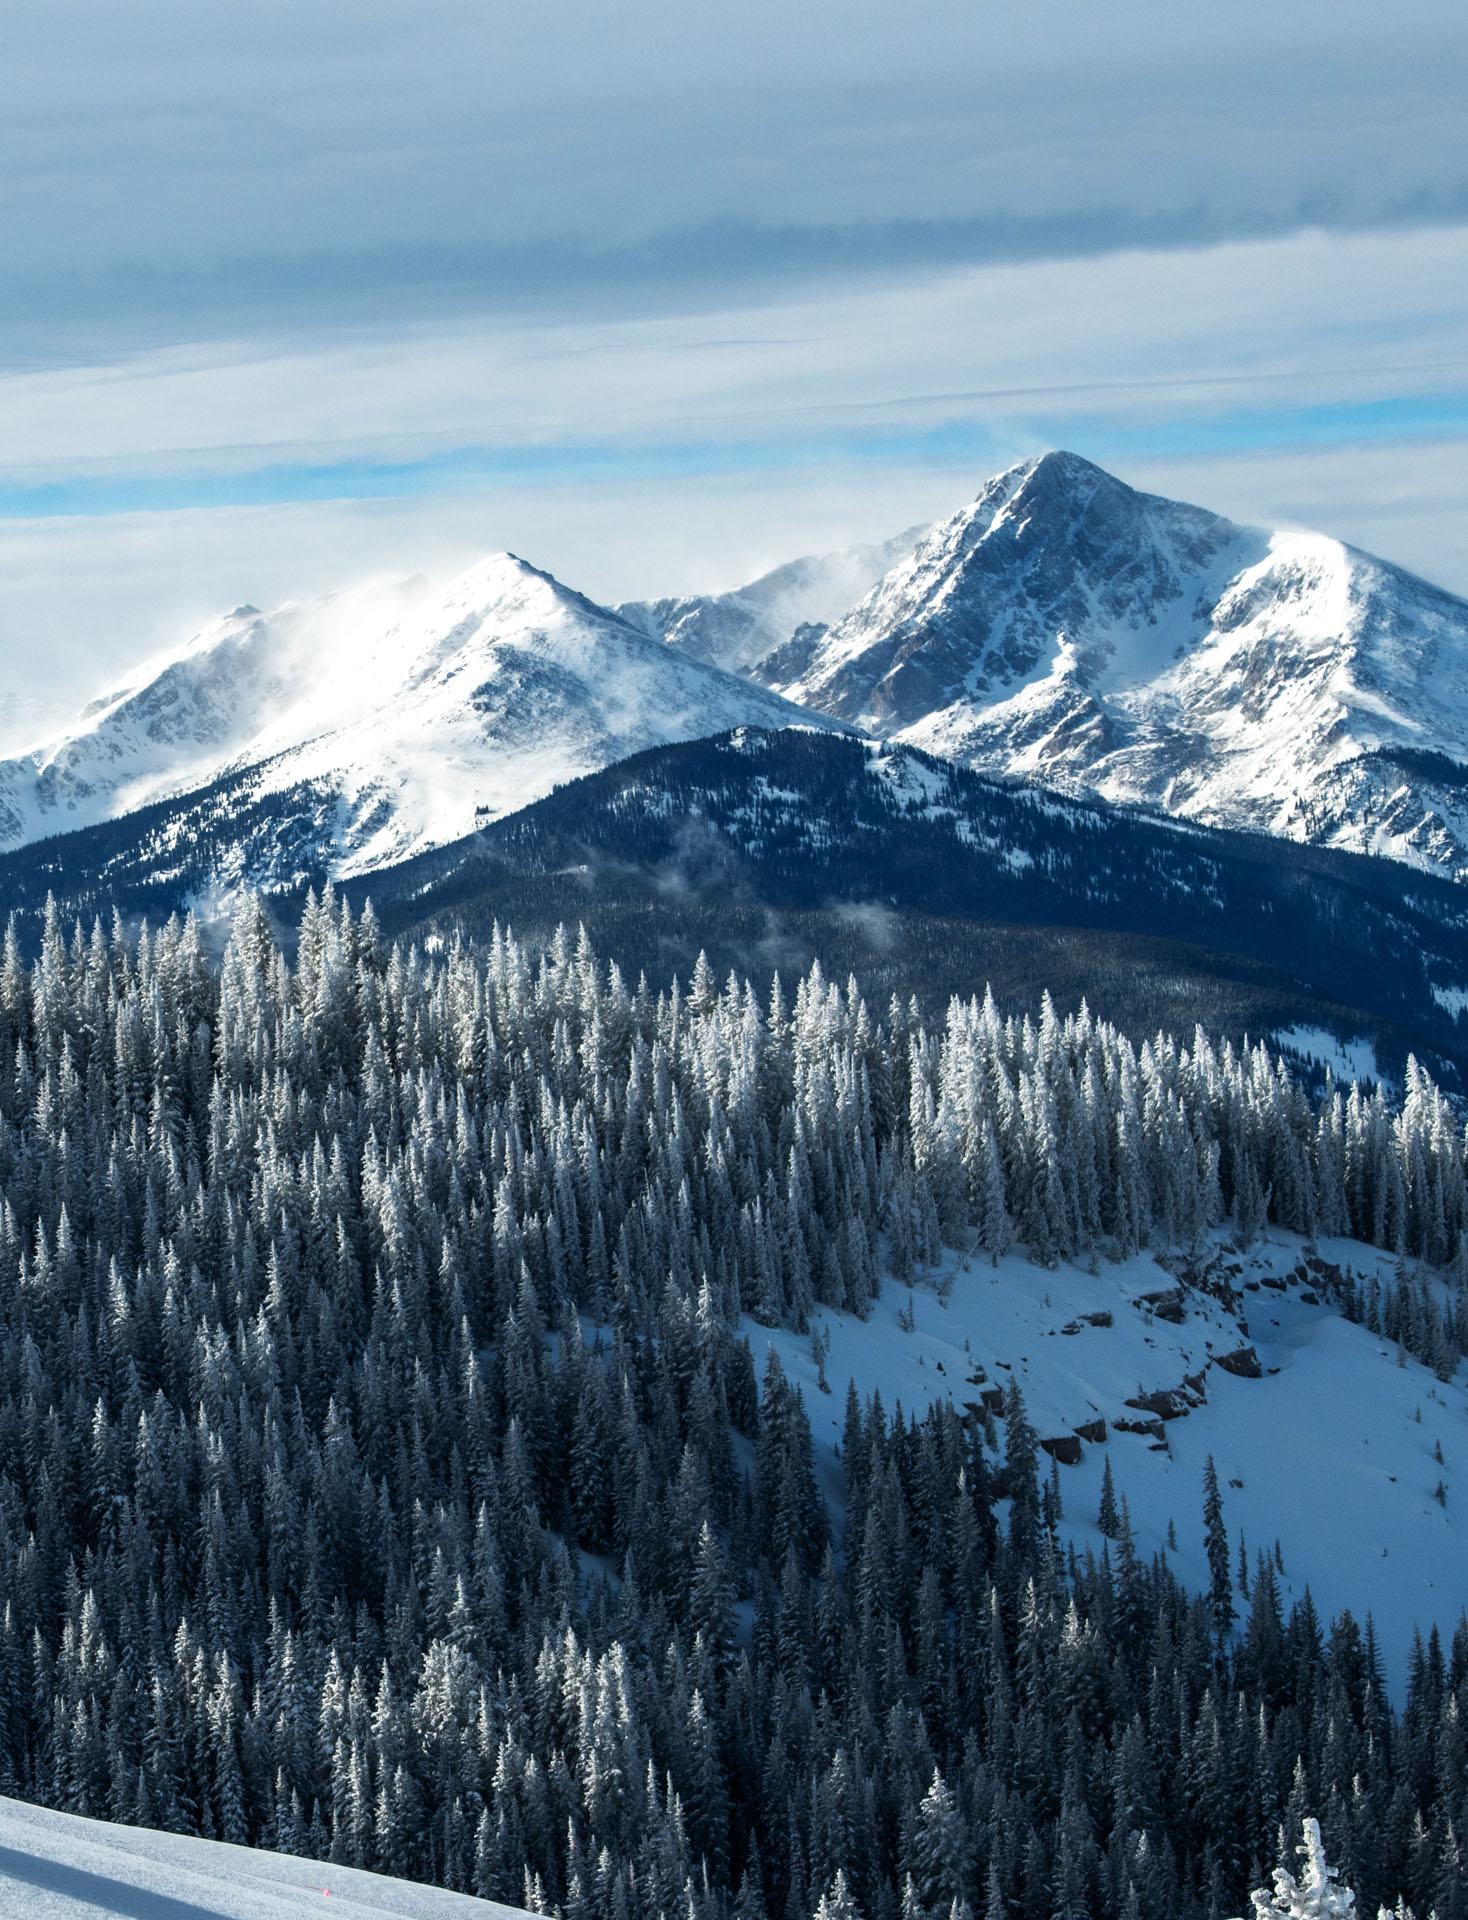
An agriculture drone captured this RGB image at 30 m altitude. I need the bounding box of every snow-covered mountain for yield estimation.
[616,526,923,674]
[0,1792,528,1919]
[753,451,1468,876]
[6,726,1468,1082]
[0,575,430,851]
[0,555,836,878]
[371,726,1468,1077]
[9,453,1468,898]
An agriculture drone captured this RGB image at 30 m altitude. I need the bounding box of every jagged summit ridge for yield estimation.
[754,452,1468,876]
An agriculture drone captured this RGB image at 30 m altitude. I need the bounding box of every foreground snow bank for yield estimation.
[0,1795,525,1920]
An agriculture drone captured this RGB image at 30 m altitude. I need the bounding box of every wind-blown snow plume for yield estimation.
[0,553,838,879]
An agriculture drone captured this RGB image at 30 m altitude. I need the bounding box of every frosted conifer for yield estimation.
[815,1870,864,1920]
[1241,1819,1356,1919]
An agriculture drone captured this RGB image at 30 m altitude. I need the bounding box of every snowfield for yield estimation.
[1271,1026,1388,1087]
[746,1226,1468,1697]
[0,1794,526,1920]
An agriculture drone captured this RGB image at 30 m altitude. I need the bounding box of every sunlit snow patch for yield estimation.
[1272,1025,1383,1085]
[746,1226,1465,1698]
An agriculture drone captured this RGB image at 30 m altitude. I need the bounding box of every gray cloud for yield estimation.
[0,226,1462,480]
[0,1,1463,353]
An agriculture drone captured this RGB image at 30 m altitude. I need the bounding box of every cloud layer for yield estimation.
[0,0,1464,729]
[2,0,1464,346]
[1,226,1463,491]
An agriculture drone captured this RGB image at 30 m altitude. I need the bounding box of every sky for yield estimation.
[0,0,1465,740]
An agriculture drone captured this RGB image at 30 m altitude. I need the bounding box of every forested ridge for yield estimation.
[0,891,1462,1919]
[7,727,1468,1088]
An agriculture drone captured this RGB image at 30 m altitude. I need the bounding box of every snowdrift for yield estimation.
[0,1794,527,1920]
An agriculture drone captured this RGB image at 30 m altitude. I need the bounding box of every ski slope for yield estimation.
[0,1794,525,1920]
[746,1227,1468,1697]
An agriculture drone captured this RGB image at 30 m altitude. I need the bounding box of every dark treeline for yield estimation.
[0,891,1461,1919]
[6,726,1468,1089]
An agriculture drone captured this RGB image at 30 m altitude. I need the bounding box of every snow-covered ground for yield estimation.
[746,1228,1467,1696]
[1272,1026,1388,1088]
[0,1794,524,1920]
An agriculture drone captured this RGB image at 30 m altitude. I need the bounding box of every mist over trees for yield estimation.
[0,891,1461,1919]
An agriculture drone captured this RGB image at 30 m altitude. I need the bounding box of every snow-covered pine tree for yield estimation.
[1239,1818,1356,1919]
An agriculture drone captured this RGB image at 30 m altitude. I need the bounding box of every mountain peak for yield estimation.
[1026,447,1110,483]
[752,454,1468,877]
[439,551,634,636]
[756,453,1240,731]
[958,449,1169,546]
[438,549,558,601]
[0,540,838,883]
[958,448,1116,524]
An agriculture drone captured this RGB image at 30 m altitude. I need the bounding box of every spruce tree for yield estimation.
[1203,1456,1235,1644]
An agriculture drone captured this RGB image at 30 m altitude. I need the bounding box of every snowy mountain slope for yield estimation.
[748,1226,1467,1696]
[615,525,923,673]
[0,576,431,853]
[753,452,1468,877]
[0,1794,527,1920]
[221,556,842,876]
[0,556,837,880]
[6,725,1468,1080]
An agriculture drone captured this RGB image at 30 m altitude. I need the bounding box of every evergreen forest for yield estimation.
[0,891,1462,1919]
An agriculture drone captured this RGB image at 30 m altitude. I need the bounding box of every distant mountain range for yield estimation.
[6,451,1468,897]
[4,449,1468,1073]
